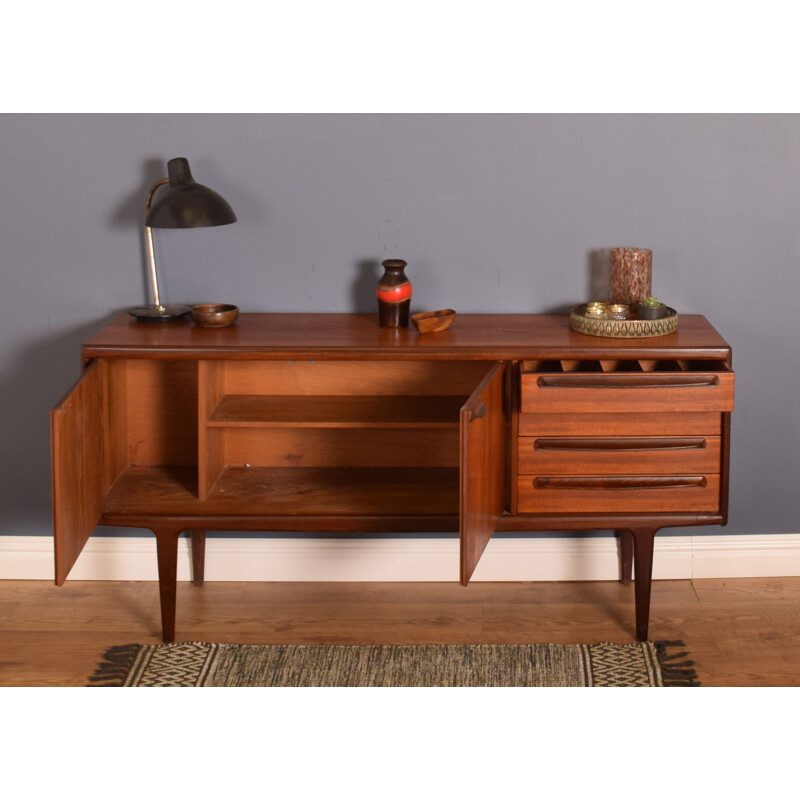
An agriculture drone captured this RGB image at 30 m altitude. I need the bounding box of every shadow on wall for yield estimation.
[446,248,616,316]
[0,314,120,536]
[539,249,614,315]
[110,159,166,228]
[588,248,612,302]
[110,159,175,307]
[352,259,380,313]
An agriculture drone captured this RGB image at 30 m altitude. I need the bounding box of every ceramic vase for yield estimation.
[377,259,412,328]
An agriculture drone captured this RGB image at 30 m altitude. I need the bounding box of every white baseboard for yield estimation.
[2,533,800,582]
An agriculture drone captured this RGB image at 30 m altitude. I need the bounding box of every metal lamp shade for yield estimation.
[145,157,237,229]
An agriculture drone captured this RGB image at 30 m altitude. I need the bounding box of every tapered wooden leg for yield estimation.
[153,528,182,643]
[617,530,633,585]
[190,530,206,586]
[628,527,658,642]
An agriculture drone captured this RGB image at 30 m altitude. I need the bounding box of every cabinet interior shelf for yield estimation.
[103,465,460,519]
[208,394,467,428]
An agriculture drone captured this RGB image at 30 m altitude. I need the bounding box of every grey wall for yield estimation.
[2,113,798,539]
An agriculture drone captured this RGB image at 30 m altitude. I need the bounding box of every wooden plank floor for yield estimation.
[2,577,800,686]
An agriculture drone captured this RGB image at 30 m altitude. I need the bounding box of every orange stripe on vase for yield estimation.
[377,283,412,303]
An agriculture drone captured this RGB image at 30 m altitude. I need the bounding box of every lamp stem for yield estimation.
[145,226,163,309]
[144,178,169,311]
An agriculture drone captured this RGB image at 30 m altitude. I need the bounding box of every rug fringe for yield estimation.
[654,640,701,687]
[87,644,143,687]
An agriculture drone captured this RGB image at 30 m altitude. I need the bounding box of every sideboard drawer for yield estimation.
[518,435,721,476]
[517,474,721,514]
[520,365,734,414]
[518,411,724,437]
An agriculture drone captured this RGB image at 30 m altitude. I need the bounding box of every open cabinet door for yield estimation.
[460,361,507,585]
[51,359,117,585]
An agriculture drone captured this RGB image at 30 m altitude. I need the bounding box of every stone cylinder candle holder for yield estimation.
[609,247,652,306]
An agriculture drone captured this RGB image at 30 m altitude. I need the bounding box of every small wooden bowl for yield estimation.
[411,309,456,334]
[190,304,239,327]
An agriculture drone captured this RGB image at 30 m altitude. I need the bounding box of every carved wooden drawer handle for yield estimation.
[533,476,708,490]
[533,437,706,452]
[536,374,720,389]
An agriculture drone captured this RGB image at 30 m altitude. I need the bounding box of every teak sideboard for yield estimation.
[51,313,734,642]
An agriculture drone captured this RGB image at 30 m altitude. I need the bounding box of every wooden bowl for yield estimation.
[411,309,456,334]
[190,304,239,327]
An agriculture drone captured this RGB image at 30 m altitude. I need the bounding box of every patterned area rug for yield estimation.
[89,641,699,687]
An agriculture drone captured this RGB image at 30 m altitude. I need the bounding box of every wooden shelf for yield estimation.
[102,465,460,520]
[208,394,466,428]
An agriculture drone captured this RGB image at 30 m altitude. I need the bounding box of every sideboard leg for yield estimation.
[153,528,182,643]
[628,527,658,642]
[617,530,633,585]
[190,530,206,586]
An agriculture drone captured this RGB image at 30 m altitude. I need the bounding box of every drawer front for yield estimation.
[518,411,723,438]
[517,474,721,514]
[518,435,721,476]
[520,371,734,414]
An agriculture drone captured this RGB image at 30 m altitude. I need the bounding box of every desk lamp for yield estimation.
[130,157,237,322]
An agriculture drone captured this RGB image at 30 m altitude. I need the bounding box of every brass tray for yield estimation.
[570,304,679,338]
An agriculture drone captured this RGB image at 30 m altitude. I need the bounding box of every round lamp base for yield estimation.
[129,304,191,323]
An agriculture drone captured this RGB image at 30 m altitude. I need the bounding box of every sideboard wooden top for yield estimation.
[82,312,731,362]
